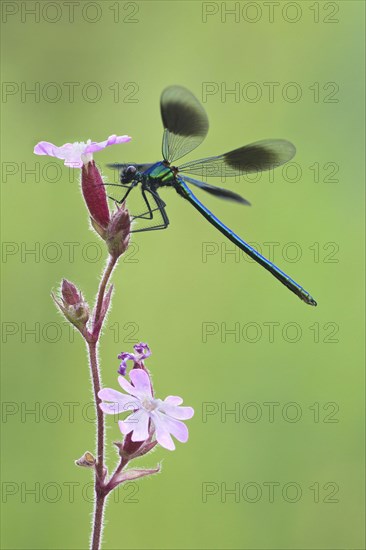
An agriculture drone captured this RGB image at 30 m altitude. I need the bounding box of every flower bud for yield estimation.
[119,421,157,460]
[105,203,131,259]
[61,279,81,305]
[81,161,110,229]
[90,217,107,240]
[52,279,89,332]
[120,432,145,457]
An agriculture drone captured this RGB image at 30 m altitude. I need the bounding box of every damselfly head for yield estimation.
[121,165,137,184]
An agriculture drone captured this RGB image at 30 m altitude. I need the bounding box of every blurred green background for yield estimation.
[1,1,365,549]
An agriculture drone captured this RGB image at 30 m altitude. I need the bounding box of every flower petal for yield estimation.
[34,135,131,169]
[85,135,131,153]
[118,418,134,436]
[130,411,150,442]
[150,411,175,451]
[34,141,65,157]
[118,375,142,398]
[164,395,183,406]
[98,388,138,414]
[59,145,84,167]
[129,369,153,397]
[159,402,195,420]
[118,409,144,435]
[157,413,189,443]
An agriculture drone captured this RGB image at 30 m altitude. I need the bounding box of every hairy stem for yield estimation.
[94,255,117,330]
[88,340,106,550]
[88,254,118,550]
[91,491,106,550]
[88,341,104,479]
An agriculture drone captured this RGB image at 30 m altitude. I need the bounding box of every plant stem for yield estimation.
[88,341,104,479]
[91,492,106,550]
[88,254,118,550]
[88,339,106,550]
[94,255,117,329]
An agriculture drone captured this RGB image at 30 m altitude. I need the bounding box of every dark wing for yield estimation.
[180,175,250,205]
[161,86,209,163]
[106,162,154,172]
[178,140,296,177]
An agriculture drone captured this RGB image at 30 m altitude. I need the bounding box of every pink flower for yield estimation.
[34,135,132,256]
[34,135,131,168]
[98,368,194,451]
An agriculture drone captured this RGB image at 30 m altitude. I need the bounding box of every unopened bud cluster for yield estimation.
[52,279,89,334]
[82,161,131,259]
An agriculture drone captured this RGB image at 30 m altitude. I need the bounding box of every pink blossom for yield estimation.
[34,135,131,168]
[98,368,194,451]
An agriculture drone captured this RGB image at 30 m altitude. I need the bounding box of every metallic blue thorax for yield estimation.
[143,162,175,186]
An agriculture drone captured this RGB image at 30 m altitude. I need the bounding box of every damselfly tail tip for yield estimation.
[298,289,317,306]
[305,295,318,307]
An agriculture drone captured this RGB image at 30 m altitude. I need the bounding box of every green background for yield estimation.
[1,1,365,549]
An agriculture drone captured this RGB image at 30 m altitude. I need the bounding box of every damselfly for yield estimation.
[108,86,317,306]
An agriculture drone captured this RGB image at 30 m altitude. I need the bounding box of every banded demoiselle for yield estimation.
[108,86,317,306]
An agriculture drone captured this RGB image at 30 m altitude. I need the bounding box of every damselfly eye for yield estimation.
[121,165,137,183]
[126,165,137,175]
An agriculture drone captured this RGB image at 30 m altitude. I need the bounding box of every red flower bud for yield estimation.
[106,203,131,259]
[52,280,90,334]
[81,161,110,229]
[118,419,157,460]
[61,279,81,306]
